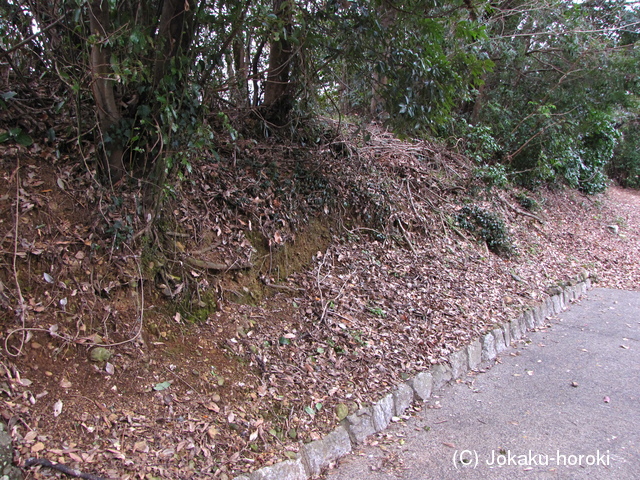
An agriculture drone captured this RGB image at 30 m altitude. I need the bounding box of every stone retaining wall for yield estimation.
[234,273,592,480]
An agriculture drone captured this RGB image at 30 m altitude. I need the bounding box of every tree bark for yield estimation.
[88,0,124,182]
[369,2,395,118]
[263,0,295,125]
[153,0,195,86]
[230,37,249,106]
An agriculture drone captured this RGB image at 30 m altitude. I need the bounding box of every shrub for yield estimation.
[515,192,539,212]
[456,205,514,256]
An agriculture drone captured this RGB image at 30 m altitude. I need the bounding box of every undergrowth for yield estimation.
[456,205,515,256]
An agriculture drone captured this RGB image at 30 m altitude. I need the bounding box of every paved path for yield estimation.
[324,289,640,480]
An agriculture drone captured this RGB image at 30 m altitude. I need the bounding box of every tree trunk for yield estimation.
[230,37,249,106]
[88,0,125,182]
[263,0,295,125]
[369,2,395,119]
[153,0,195,86]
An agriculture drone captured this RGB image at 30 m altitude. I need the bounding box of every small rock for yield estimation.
[335,403,349,421]
[90,347,112,362]
[606,224,619,234]
[545,286,563,296]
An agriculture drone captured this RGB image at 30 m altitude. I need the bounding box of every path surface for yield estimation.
[324,288,640,480]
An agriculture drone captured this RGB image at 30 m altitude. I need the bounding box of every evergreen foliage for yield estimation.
[0,0,639,193]
[456,205,515,256]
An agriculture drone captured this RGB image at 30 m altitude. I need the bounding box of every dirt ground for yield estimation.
[1,130,639,479]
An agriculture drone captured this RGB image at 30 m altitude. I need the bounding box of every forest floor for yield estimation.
[1,123,640,480]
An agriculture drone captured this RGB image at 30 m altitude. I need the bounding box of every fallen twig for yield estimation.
[7,159,27,357]
[24,457,109,480]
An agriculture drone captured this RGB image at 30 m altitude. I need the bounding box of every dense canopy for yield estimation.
[1,0,639,191]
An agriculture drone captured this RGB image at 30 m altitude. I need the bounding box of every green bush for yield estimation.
[515,192,539,212]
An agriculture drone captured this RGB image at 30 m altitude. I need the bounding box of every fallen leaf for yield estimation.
[153,381,172,391]
[53,399,63,417]
[133,440,149,453]
[68,452,83,463]
[59,379,72,388]
[442,442,456,448]
[31,442,45,453]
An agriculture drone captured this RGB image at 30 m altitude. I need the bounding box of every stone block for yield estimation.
[522,310,535,330]
[409,372,433,401]
[502,322,512,347]
[430,363,453,390]
[540,300,552,325]
[544,297,555,316]
[510,318,522,341]
[449,348,469,379]
[492,328,507,353]
[467,339,482,370]
[301,426,352,477]
[393,382,414,414]
[562,286,573,305]
[531,306,543,328]
[372,394,394,432]
[551,295,563,315]
[250,458,306,480]
[0,422,21,480]
[343,407,375,444]
[481,333,496,362]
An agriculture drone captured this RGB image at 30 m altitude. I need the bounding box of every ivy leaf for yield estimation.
[153,380,173,391]
[0,91,17,100]
[16,131,33,147]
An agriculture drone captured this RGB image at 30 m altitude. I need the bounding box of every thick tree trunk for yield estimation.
[88,0,124,182]
[263,0,295,125]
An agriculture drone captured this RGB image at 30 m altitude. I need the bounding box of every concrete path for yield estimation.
[324,288,640,480]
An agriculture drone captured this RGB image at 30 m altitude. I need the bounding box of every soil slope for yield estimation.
[1,125,639,479]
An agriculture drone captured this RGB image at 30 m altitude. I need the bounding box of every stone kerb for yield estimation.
[235,275,592,480]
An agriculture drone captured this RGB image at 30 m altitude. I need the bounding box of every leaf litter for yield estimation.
[0,123,639,478]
